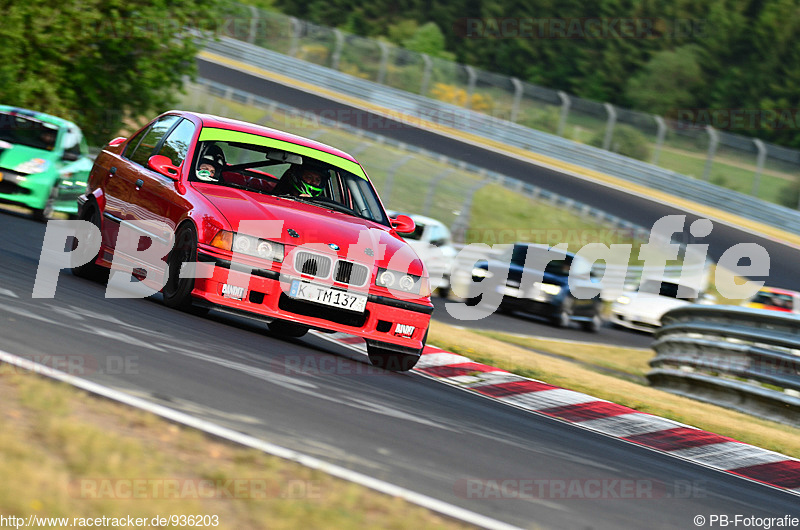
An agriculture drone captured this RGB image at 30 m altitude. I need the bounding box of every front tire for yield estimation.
[163,224,208,315]
[552,297,574,328]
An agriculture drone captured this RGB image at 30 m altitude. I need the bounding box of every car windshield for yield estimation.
[639,279,698,301]
[190,140,388,225]
[497,245,579,276]
[0,112,59,151]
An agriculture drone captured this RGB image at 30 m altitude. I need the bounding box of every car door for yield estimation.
[123,117,196,272]
[127,117,195,226]
[105,115,182,264]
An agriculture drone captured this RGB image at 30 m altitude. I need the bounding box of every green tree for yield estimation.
[624,46,703,115]
[402,22,454,60]
[0,0,221,144]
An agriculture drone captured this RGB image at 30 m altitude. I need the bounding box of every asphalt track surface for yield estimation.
[197,58,800,292]
[3,211,799,529]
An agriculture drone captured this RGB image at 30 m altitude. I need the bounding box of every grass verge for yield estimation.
[0,370,469,529]
[427,320,800,459]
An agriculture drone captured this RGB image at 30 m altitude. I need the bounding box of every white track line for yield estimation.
[0,348,520,530]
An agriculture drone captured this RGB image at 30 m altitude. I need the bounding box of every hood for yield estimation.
[195,185,424,275]
[0,143,59,171]
[617,294,690,321]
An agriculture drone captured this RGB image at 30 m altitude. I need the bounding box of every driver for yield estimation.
[293,168,325,197]
[196,144,225,181]
[277,166,326,197]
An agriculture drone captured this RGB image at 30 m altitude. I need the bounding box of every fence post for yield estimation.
[376,41,390,85]
[465,66,477,109]
[331,29,344,70]
[752,138,766,198]
[422,169,454,216]
[702,126,719,182]
[557,91,571,137]
[450,181,488,243]
[382,154,414,206]
[510,78,523,123]
[288,17,301,57]
[420,54,432,96]
[602,103,617,151]
[652,116,667,165]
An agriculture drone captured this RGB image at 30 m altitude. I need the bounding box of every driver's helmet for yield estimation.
[197,143,225,180]
[291,166,325,197]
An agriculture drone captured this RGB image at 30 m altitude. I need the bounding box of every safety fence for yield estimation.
[200,36,800,236]
[650,305,800,426]
[183,78,652,246]
[213,4,800,213]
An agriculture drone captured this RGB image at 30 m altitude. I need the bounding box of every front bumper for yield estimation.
[193,251,433,351]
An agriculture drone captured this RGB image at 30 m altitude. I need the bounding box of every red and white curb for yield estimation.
[324,333,800,496]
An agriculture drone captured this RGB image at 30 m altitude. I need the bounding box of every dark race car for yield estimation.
[75,111,433,370]
[468,243,603,332]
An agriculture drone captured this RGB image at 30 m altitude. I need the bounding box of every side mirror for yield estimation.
[108,137,127,147]
[148,155,180,180]
[391,214,415,234]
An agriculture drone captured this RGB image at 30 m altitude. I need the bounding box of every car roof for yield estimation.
[757,286,800,296]
[0,105,76,129]
[170,110,359,164]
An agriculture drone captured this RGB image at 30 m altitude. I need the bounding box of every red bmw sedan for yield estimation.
[75,111,433,370]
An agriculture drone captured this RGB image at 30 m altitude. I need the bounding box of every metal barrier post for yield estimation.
[602,103,617,151]
[557,91,571,138]
[423,169,455,216]
[510,78,523,123]
[382,154,414,205]
[652,116,667,165]
[752,139,766,197]
[702,126,719,182]
[331,29,344,70]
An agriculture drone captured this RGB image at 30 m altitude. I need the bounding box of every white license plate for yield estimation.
[290,281,367,312]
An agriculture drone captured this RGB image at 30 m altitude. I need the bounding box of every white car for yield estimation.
[388,211,458,297]
[610,278,712,333]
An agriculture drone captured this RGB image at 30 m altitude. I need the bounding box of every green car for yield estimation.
[0,105,93,221]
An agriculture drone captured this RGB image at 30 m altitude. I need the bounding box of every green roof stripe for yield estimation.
[199,128,366,179]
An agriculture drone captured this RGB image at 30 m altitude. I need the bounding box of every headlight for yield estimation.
[15,158,49,175]
[616,295,631,305]
[472,267,493,278]
[211,230,284,263]
[538,283,562,296]
[376,267,424,295]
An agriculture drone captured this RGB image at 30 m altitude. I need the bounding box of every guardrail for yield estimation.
[649,305,800,426]
[202,37,800,236]
[189,77,652,240]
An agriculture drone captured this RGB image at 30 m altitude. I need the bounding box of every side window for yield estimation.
[157,119,195,166]
[62,127,83,157]
[128,115,180,167]
[124,127,150,159]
